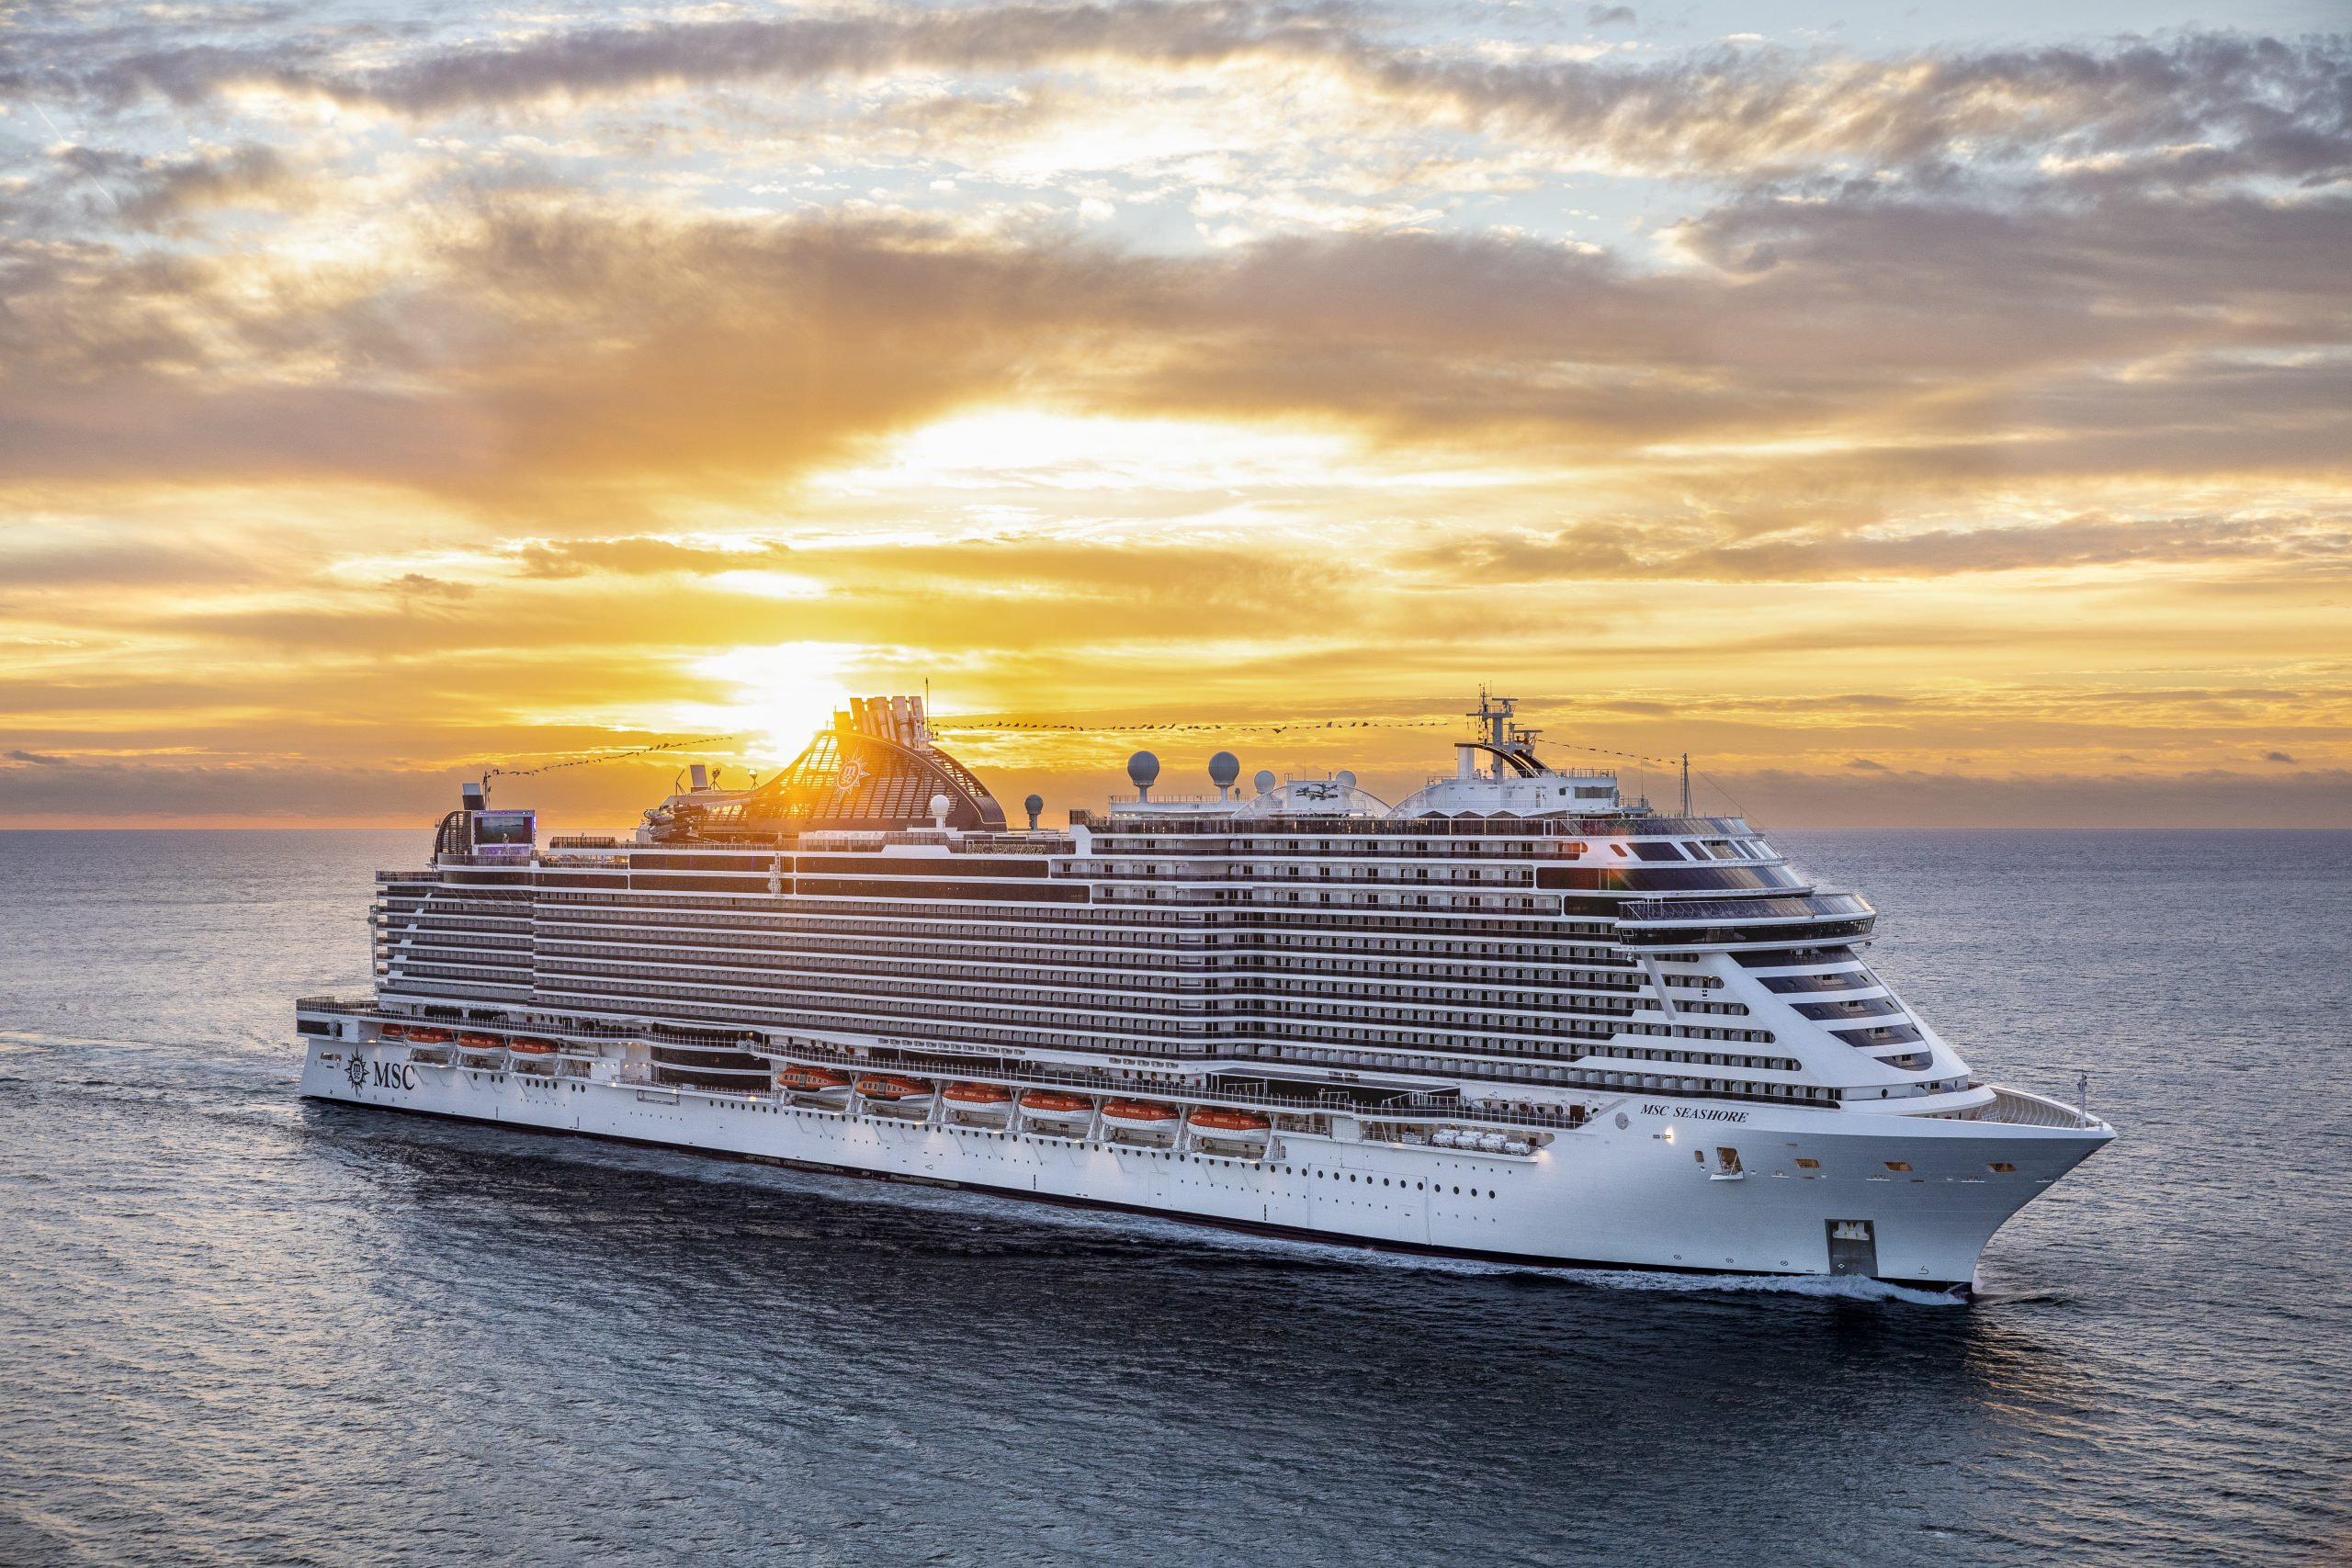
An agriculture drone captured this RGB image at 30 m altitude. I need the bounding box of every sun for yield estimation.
[689,644,854,766]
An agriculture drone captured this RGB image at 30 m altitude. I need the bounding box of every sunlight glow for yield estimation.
[819,410,1362,493]
[689,644,854,764]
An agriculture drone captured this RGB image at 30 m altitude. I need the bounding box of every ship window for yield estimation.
[1795,1157,1820,1169]
[1883,1161,1911,1172]
[1989,1162,2016,1173]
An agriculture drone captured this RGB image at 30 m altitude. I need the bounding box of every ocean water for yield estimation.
[1,827,2346,1567]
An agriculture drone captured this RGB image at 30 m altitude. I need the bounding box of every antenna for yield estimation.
[1680,753,1690,816]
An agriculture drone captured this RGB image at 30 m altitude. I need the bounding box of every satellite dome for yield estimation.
[1127,750,1160,789]
[1208,750,1240,788]
[928,793,950,826]
[1336,769,1358,791]
[1023,793,1045,829]
[1252,768,1276,795]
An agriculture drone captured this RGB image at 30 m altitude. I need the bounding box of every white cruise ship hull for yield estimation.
[300,1040,2109,1292]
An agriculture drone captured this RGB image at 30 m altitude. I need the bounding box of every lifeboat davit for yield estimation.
[777,1064,853,1105]
[1189,1107,1272,1152]
[943,1082,1013,1124]
[1017,1089,1094,1131]
[1101,1100,1180,1137]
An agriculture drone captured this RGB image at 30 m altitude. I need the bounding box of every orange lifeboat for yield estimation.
[1102,1100,1180,1136]
[857,1074,936,1116]
[509,1038,560,1056]
[1190,1106,1272,1151]
[943,1081,1014,1124]
[404,1028,453,1046]
[457,1032,503,1052]
[778,1064,854,1105]
[379,1022,409,1043]
[1018,1089,1094,1131]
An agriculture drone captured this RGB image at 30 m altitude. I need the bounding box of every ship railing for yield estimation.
[300,998,771,1055]
[1976,1086,2101,1130]
[1617,892,1873,925]
[735,1042,1600,1131]
[299,998,1824,1122]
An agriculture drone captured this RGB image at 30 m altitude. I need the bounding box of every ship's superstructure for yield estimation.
[298,692,2111,1291]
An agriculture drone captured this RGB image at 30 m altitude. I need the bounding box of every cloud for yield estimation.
[111,143,310,229]
[390,572,473,599]
[62,2,1347,117]
[510,536,796,578]
[2262,749,2298,762]
[48,14,2352,200]
[1370,32,2352,189]
[5,191,2348,547]
[0,533,272,589]
[1430,512,2352,582]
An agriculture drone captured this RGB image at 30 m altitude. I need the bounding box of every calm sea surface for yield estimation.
[2,828,2347,1566]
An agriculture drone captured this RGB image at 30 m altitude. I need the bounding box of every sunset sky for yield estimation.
[3,0,2346,829]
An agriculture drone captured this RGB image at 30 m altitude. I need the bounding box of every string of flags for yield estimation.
[934,717,1455,739]
[485,733,739,781]
[1558,742,1684,768]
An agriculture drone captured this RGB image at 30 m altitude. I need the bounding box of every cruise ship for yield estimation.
[297,693,2113,1292]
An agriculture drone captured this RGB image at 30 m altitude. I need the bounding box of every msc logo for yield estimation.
[346,1055,418,1092]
